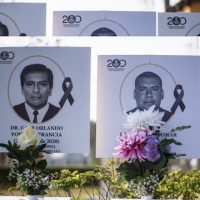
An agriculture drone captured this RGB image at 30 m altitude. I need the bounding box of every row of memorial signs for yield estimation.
[0,3,200,36]
[0,47,200,159]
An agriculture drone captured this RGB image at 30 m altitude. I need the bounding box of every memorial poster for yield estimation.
[97,55,200,158]
[0,47,91,154]
[53,11,156,36]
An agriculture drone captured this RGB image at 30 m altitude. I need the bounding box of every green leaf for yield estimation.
[116,161,146,181]
[154,154,167,171]
[0,143,8,149]
[171,125,191,132]
[37,159,47,169]
[7,152,16,159]
[34,143,46,152]
[8,140,12,147]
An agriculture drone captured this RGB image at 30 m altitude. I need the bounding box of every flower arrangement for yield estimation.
[9,168,52,195]
[0,127,53,195]
[113,106,191,198]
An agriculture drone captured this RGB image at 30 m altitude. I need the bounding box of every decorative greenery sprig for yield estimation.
[52,160,132,200]
[156,169,200,200]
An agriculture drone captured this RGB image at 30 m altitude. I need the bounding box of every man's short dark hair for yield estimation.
[91,27,117,36]
[135,71,162,88]
[0,22,9,36]
[197,33,200,36]
[20,64,53,88]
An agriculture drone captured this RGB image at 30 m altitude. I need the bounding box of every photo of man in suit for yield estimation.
[0,22,9,36]
[13,64,60,123]
[91,27,117,36]
[127,71,172,122]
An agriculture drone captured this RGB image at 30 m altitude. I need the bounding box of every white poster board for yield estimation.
[0,3,46,36]
[97,55,200,158]
[0,47,91,154]
[158,12,200,36]
[53,11,156,36]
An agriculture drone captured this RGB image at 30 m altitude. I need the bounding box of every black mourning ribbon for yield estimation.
[170,84,185,114]
[59,77,74,108]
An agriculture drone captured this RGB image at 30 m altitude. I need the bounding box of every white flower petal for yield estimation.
[17,127,40,149]
[124,106,165,130]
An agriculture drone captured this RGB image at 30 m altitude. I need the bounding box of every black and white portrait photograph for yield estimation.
[12,63,61,123]
[90,27,117,36]
[97,55,200,158]
[79,18,129,36]
[125,71,172,122]
[8,55,67,125]
[120,64,177,123]
[0,47,91,153]
[0,3,46,36]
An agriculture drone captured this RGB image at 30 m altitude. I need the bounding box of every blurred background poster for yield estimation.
[53,11,156,36]
[158,13,200,36]
[0,3,46,36]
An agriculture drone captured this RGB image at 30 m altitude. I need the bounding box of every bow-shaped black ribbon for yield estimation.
[170,84,185,114]
[59,77,74,108]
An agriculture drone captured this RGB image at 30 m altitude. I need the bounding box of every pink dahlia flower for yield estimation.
[113,127,152,162]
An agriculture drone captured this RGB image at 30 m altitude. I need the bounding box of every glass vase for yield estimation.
[27,195,44,200]
[141,196,153,200]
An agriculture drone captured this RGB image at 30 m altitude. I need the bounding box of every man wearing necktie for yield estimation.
[13,64,60,123]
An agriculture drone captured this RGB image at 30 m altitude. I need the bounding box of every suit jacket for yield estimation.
[127,107,172,122]
[13,102,60,123]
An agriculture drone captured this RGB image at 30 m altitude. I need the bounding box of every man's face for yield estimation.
[134,77,164,111]
[22,71,52,110]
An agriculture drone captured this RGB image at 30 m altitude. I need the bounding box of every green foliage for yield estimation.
[93,161,132,199]
[52,160,133,199]
[117,159,168,182]
[156,169,200,200]
[0,140,47,171]
[52,160,200,200]
[171,125,191,132]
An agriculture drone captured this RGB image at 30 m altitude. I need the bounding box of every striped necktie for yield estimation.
[33,110,38,123]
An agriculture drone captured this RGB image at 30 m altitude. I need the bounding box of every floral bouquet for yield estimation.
[113,106,190,198]
[0,127,52,195]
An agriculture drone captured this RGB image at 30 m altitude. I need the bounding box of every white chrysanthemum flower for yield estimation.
[124,105,165,130]
[17,127,40,150]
